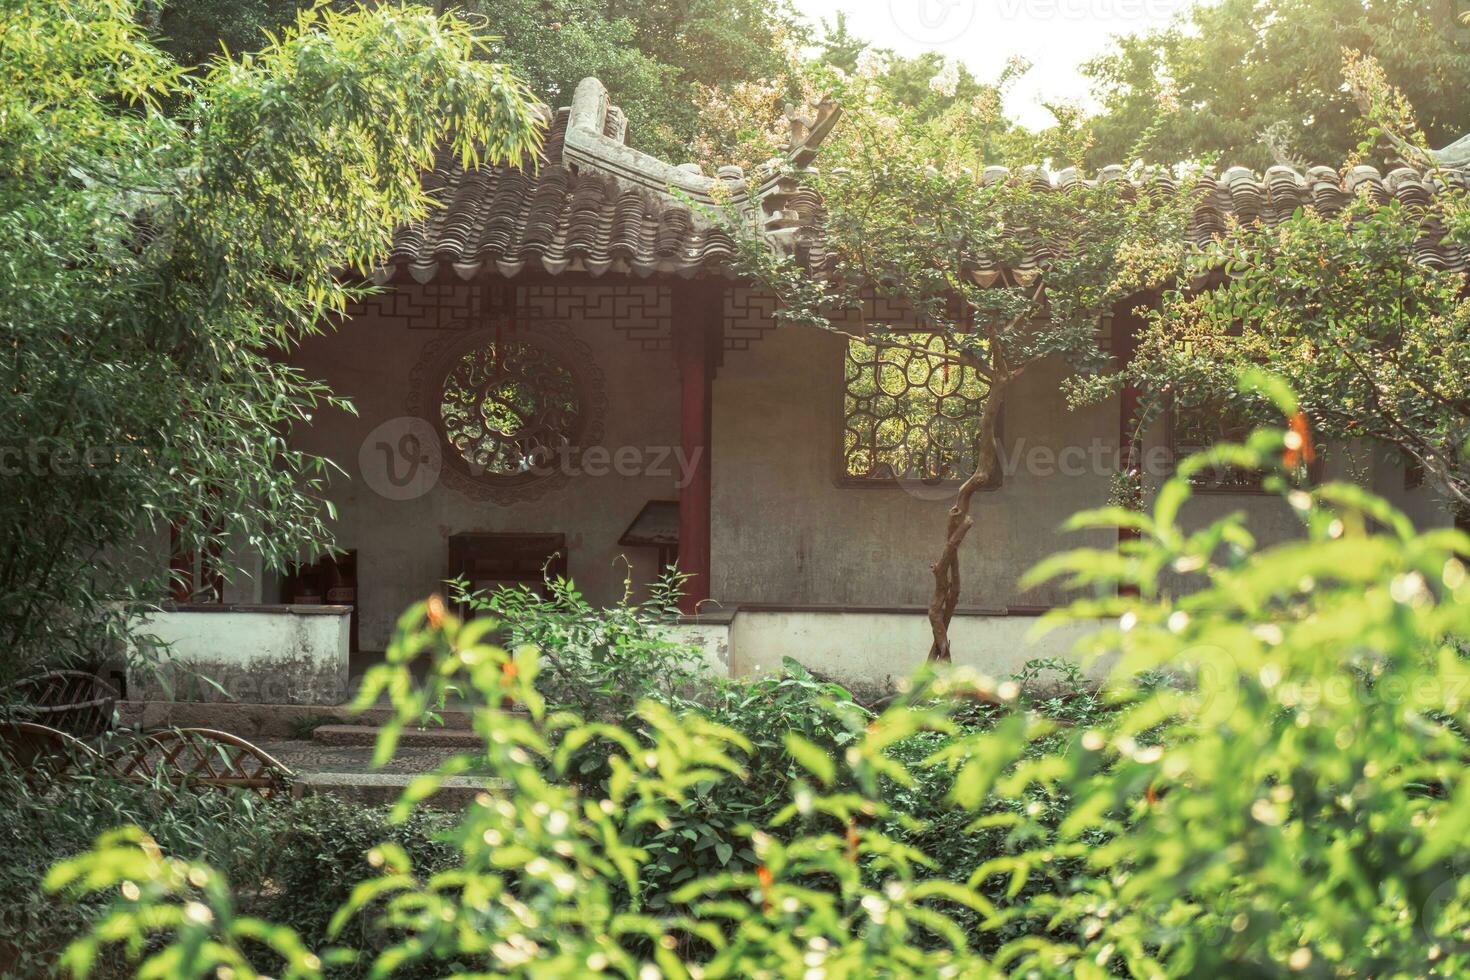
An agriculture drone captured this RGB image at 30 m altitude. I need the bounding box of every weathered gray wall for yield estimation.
[278,283,1456,654]
[128,606,350,705]
[288,293,682,650]
[709,325,1122,610]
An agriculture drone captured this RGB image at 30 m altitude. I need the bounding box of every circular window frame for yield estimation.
[406,322,606,503]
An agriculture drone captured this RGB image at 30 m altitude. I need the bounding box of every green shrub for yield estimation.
[0,774,461,978]
[632,658,872,912]
[450,570,707,722]
[0,769,272,977]
[36,411,1470,976]
[240,796,460,976]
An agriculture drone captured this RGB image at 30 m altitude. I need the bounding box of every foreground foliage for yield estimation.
[0,777,458,978]
[38,407,1470,976]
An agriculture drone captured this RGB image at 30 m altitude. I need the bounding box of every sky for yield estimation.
[788,0,1196,128]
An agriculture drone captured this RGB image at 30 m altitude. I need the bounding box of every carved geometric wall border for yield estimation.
[353,283,802,354]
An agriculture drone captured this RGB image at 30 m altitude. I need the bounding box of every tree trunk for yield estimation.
[927,385,1005,662]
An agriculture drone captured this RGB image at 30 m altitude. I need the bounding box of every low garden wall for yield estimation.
[671,607,1106,696]
[121,606,1097,708]
[127,604,351,706]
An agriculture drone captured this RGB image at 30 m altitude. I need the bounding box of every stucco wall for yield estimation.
[666,610,1106,695]
[277,283,1454,663]
[129,605,350,705]
[709,325,1122,611]
[727,610,1108,690]
[289,298,683,651]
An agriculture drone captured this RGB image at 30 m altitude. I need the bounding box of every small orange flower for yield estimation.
[756,864,774,912]
[1283,412,1316,469]
[501,660,518,683]
[426,594,446,629]
[846,821,860,863]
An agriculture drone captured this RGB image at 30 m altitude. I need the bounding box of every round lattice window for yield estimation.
[440,340,581,475]
[408,325,606,503]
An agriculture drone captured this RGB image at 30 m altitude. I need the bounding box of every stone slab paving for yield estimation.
[258,739,477,776]
[291,771,496,806]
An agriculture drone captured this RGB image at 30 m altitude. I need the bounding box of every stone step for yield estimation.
[312,724,483,748]
[118,700,479,738]
[291,771,508,808]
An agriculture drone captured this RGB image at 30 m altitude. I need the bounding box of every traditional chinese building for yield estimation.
[157,78,1467,695]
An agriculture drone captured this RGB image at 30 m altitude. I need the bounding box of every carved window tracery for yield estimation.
[841,335,993,484]
[407,323,606,504]
[440,340,581,476]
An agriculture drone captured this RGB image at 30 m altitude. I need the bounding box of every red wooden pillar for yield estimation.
[673,280,722,615]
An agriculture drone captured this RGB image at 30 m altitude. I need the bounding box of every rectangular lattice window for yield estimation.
[1170,400,1264,492]
[841,335,995,485]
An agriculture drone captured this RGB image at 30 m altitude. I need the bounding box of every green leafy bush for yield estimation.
[0,771,460,979]
[0,768,271,977]
[451,570,706,722]
[37,409,1470,976]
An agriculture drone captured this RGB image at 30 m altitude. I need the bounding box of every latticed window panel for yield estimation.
[842,334,991,482]
[440,339,582,476]
[1170,399,1268,492]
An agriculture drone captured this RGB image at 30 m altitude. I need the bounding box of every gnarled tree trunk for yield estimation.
[927,383,1005,662]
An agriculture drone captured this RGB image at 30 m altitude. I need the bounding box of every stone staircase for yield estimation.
[119,700,505,808]
[262,723,503,807]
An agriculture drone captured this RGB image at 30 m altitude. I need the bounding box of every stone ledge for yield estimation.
[117,700,478,738]
[156,603,352,616]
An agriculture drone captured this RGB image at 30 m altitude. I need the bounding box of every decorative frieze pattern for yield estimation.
[724,288,778,351]
[351,283,811,354]
[519,285,672,350]
[349,284,487,331]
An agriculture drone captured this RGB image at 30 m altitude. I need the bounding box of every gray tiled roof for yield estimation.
[379,78,832,282]
[962,163,1469,285]
[377,78,1467,284]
